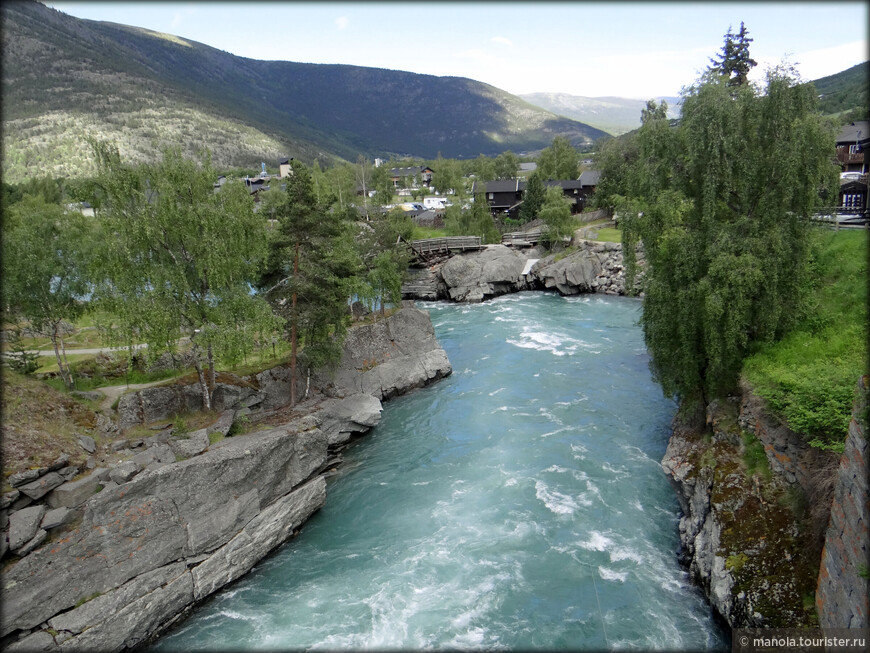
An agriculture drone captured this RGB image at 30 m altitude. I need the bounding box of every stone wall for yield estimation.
[816,376,869,628]
[0,306,452,651]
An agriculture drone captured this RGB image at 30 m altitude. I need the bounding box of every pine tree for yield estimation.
[260,162,359,405]
[709,22,758,87]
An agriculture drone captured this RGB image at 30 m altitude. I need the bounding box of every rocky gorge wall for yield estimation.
[402,238,644,303]
[0,306,452,652]
[661,379,868,629]
[816,376,869,629]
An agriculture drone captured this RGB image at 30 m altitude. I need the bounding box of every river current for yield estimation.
[153,291,728,651]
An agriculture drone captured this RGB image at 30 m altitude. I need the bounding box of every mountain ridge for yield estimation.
[1,1,606,183]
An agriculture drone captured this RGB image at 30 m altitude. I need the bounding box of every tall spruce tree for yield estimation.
[709,22,758,87]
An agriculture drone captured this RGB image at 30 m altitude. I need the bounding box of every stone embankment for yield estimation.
[816,375,869,628]
[661,378,868,628]
[0,306,452,652]
[402,237,644,303]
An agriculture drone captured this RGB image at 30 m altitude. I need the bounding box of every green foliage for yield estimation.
[227,414,250,437]
[259,162,360,403]
[519,172,546,223]
[471,154,496,183]
[708,22,757,87]
[493,151,520,180]
[444,203,472,236]
[432,156,461,195]
[615,64,838,409]
[469,193,501,243]
[536,136,579,180]
[741,430,772,480]
[812,62,869,119]
[538,185,575,246]
[88,141,280,410]
[354,210,411,318]
[743,230,867,448]
[2,195,94,388]
[3,328,40,375]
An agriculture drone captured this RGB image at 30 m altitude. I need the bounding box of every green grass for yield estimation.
[412,226,448,240]
[593,226,622,243]
[742,230,868,450]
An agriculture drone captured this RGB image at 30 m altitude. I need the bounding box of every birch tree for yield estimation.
[90,142,279,411]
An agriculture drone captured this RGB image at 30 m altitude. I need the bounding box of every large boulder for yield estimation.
[532,248,604,294]
[319,394,383,446]
[319,306,452,400]
[438,245,529,302]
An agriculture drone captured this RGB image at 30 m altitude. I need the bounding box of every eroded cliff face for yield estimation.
[0,306,452,652]
[661,379,867,629]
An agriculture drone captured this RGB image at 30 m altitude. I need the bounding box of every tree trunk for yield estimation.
[193,358,211,412]
[192,342,211,411]
[59,332,74,389]
[290,241,300,406]
[50,330,72,390]
[207,342,216,403]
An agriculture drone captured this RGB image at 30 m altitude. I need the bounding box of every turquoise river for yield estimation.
[152,291,729,651]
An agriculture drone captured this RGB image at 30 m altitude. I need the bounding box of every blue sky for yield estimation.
[48,2,868,99]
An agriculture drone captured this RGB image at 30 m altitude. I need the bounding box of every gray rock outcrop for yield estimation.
[318,305,452,400]
[438,244,529,302]
[0,306,452,650]
[319,394,384,446]
[402,239,644,303]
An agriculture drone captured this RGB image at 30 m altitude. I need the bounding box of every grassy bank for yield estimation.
[742,229,868,450]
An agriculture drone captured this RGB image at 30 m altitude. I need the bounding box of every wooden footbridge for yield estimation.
[501,228,544,247]
[400,236,484,262]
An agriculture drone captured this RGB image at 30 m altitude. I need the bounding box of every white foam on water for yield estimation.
[610,546,645,565]
[217,609,259,621]
[631,499,644,512]
[544,464,570,474]
[598,566,628,582]
[578,531,613,551]
[488,387,506,396]
[539,425,573,438]
[534,480,581,515]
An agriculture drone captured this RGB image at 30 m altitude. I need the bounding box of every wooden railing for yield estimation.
[401,236,484,260]
[811,208,869,229]
[502,228,543,246]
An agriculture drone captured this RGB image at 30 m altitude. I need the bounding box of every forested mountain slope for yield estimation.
[1,1,606,183]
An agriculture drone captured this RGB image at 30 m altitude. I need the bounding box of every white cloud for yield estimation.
[170,7,196,29]
[335,16,349,31]
[789,40,867,81]
[453,49,504,66]
[491,36,513,47]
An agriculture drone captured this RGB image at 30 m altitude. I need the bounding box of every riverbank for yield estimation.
[0,306,452,651]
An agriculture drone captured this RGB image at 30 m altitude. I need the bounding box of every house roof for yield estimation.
[836,121,870,146]
[545,179,583,190]
[579,170,601,186]
[476,179,522,194]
